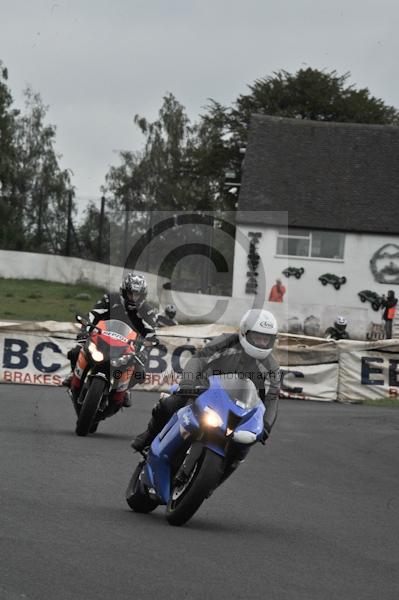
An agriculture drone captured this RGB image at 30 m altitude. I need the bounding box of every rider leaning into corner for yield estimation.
[65,272,158,409]
[132,308,281,463]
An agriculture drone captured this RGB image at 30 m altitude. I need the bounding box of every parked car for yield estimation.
[282,267,305,279]
[358,290,382,311]
[318,273,347,290]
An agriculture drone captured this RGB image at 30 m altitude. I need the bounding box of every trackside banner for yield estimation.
[0,323,398,402]
[337,339,399,402]
[279,363,338,402]
[0,331,72,386]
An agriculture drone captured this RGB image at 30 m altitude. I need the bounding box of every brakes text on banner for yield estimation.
[1,332,71,385]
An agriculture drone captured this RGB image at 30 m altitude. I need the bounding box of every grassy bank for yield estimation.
[350,398,399,407]
[0,278,106,322]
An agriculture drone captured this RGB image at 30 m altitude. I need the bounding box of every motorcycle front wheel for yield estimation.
[126,463,158,513]
[75,378,106,437]
[166,448,223,526]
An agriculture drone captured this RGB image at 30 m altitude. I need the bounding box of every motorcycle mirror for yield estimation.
[76,314,89,327]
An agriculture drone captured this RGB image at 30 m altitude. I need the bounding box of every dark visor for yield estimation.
[246,330,276,349]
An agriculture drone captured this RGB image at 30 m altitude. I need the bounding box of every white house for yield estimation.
[233,115,399,339]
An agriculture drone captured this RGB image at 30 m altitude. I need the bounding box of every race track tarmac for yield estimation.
[0,384,398,600]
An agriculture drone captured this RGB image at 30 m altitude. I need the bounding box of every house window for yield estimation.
[277,230,345,259]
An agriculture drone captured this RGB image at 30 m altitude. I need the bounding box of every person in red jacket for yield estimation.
[381,290,397,339]
[268,278,286,303]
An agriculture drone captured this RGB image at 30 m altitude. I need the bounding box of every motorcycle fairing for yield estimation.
[140,375,265,504]
[142,406,200,504]
[195,376,265,435]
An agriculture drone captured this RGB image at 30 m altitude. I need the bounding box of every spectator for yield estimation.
[324,316,350,340]
[157,304,178,327]
[268,278,286,303]
[381,290,398,339]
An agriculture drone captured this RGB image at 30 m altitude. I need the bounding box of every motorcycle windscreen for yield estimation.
[216,374,262,410]
[98,319,136,339]
[96,319,138,359]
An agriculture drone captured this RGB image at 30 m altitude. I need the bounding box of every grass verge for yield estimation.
[350,398,399,407]
[0,278,106,322]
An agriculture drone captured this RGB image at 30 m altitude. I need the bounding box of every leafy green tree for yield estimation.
[0,63,21,248]
[0,62,75,253]
[78,201,110,262]
[15,88,74,253]
[103,94,226,269]
[199,68,399,207]
[103,93,230,215]
[132,93,203,211]
[103,67,398,287]
[230,68,399,138]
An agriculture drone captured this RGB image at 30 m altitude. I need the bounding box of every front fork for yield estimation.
[174,436,251,488]
[173,442,204,485]
[78,372,109,407]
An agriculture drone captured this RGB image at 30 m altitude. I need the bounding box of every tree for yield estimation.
[14,88,74,253]
[0,63,21,248]
[78,201,110,262]
[0,61,75,253]
[103,93,231,215]
[102,67,398,285]
[230,68,399,138]
[199,68,399,206]
[103,94,227,269]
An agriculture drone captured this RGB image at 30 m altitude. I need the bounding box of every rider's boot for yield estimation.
[131,418,158,451]
[62,372,73,387]
[122,391,132,408]
[219,442,250,485]
[131,393,178,451]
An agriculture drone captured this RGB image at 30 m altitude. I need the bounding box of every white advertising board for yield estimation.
[1,324,398,403]
[337,340,399,402]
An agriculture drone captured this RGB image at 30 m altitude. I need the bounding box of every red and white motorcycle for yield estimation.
[70,315,147,436]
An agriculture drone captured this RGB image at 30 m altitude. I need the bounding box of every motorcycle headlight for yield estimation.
[111,355,130,368]
[88,342,104,362]
[203,406,223,428]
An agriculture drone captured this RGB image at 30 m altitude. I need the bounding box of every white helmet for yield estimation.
[334,315,348,331]
[239,309,278,359]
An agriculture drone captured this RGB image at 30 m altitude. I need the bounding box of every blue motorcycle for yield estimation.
[126,374,265,526]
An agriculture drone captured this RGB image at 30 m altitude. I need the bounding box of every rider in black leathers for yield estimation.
[132,308,280,452]
[65,273,158,404]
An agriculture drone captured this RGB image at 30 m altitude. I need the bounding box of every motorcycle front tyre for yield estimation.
[75,378,106,437]
[166,448,223,526]
[126,463,158,513]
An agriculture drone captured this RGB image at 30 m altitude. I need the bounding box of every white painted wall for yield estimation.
[1,248,396,339]
[233,226,399,304]
[232,225,399,338]
[0,250,167,304]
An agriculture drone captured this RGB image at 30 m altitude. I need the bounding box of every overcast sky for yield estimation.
[2,0,398,212]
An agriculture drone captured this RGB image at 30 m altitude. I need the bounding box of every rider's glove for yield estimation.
[146,333,159,346]
[77,327,89,342]
[134,345,149,366]
[259,422,271,445]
